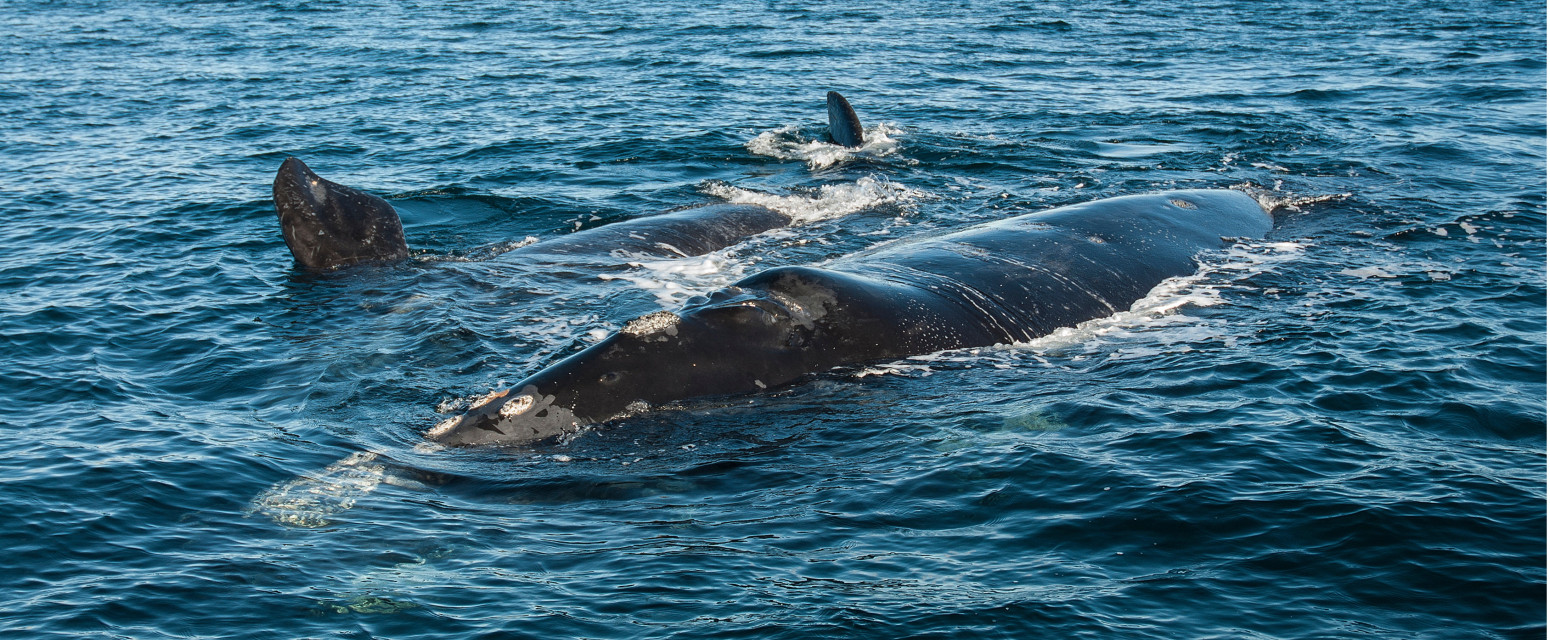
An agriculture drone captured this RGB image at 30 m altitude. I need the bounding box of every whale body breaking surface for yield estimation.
[427,189,1274,447]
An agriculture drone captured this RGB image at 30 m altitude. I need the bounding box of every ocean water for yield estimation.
[0,0,1543,637]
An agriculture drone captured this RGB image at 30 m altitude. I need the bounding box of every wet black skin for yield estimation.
[429,189,1274,447]
[273,157,410,269]
[272,157,790,270]
[826,91,865,148]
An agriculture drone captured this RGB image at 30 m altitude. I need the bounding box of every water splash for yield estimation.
[745,123,905,169]
[701,175,927,225]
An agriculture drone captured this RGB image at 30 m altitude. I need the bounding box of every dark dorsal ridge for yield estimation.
[826,91,865,148]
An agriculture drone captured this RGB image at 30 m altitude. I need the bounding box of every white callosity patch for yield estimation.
[425,415,460,439]
[470,388,510,409]
[499,394,535,418]
[622,310,680,337]
[308,177,327,204]
[745,123,904,169]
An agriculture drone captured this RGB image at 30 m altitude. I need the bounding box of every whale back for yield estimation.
[840,190,1272,343]
[515,204,790,260]
[426,189,1273,447]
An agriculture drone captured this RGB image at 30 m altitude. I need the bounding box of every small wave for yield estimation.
[745,123,904,169]
[854,362,934,379]
[701,175,927,225]
[436,236,540,262]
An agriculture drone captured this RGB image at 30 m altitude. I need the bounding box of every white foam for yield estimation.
[1009,241,1308,356]
[853,362,934,379]
[745,123,905,170]
[603,175,927,305]
[598,251,753,306]
[701,175,926,226]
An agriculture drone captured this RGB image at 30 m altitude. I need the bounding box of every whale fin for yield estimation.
[273,157,409,270]
[826,91,865,148]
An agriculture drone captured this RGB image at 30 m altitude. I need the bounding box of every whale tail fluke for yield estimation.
[826,91,865,148]
[273,157,409,270]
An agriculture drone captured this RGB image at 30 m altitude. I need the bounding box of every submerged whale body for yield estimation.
[272,159,789,270]
[427,189,1274,447]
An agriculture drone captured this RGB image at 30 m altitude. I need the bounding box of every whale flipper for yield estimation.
[273,157,410,270]
[826,91,865,148]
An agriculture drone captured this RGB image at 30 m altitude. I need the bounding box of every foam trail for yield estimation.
[599,251,752,306]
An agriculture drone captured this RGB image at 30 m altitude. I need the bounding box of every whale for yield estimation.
[274,93,870,269]
[426,189,1274,447]
[273,157,789,270]
[273,157,411,269]
[826,91,865,148]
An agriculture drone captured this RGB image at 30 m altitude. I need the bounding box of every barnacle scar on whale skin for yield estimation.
[427,189,1275,447]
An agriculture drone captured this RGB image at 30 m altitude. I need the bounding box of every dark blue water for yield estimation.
[1,1,1543,637]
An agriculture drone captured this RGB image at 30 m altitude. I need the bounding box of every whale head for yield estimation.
[424,288,820,448]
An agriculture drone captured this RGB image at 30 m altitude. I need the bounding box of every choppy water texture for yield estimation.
[1,1,1544,638]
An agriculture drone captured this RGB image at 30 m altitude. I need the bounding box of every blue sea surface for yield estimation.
[0,1,1544,638]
